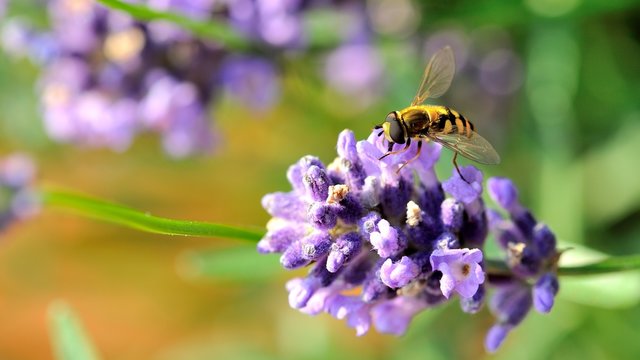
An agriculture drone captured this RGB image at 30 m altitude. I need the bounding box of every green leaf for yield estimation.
[177,246,281,282]
[96,0,251,51]
[42,187,265,242]
[48,301,101,360]
[557,243,640,308]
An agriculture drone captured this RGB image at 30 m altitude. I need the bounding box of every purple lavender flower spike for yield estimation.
[369,219,406,258]
[380,256,420,289]
[259,129,559,348]
[327,232,362,273]
[371,296,427,336]
[485,324,513,353]
[533,273,559,313]
[430,248,485,299]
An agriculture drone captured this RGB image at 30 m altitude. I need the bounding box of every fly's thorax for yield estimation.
[398,106,431,137]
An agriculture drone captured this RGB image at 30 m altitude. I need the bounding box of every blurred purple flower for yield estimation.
[0,154,39,233]
[219,56,280,110]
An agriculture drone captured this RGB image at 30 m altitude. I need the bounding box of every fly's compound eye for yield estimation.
[387,113,406,144]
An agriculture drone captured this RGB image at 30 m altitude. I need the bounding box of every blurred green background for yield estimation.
[2,0,640,359]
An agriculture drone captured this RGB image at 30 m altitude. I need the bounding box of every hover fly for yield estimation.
[375,46,500,178]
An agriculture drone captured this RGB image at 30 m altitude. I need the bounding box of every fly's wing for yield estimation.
[430,132,501,165]
[410,46,456,106]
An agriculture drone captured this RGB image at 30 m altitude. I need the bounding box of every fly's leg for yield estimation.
[379,138,411,161]
[397,140,422,173]
[453,152,469,183]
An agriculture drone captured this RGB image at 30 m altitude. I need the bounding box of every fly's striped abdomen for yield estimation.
[431,106,474,138]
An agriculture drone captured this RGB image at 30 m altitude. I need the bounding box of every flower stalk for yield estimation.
[41,187,263,241]
[38,187,640,275]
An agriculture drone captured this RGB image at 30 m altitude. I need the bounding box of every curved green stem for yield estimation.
[40,187,640,276]
[97,0,252,51]
[41,187,263,242]
[485,256,640,277]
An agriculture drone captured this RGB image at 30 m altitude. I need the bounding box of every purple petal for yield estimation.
[441,198,464,231]
[303,165,331,202]
[380,257,420,289]
[485,324,513,353]
[337,129,359,163]
[371,296,426,336]
[300,232,332,261]
[307,202,339,230]
[280,242,309,269]
[489,283,532,325]
[487,177,520,211]
[286,156,324,194]
[442,165,483,205]
[532,223,556,259]
[533,273,559,313]
[461,283,485,314]
[261,192,307,221]
[257,220,306,253]
[326,232,362,273]
[286,277,321,309]
[369,219,406,258]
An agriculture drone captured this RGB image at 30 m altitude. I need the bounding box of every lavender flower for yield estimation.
[259,129,559,352]
[484,177,560,352]
[3,0,384,157]
[0,154,39,233]
[430,248,484,299]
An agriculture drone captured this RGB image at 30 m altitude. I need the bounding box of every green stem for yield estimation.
[41,187,263,242]
[485,256,640,277]
[40,187,640,276]
[96,0,252,51]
